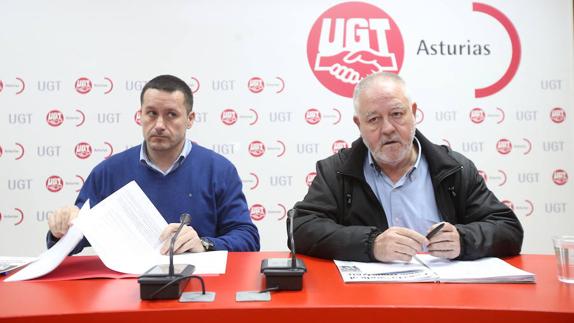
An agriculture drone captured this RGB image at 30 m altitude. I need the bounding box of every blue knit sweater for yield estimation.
[48,143,260,253]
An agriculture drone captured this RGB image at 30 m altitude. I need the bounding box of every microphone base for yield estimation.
[261,258,306,291]
[138,264,195,300]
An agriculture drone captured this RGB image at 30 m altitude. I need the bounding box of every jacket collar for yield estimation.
[339,130,460,181]
[339,137,369,180]
[416,130,461,178]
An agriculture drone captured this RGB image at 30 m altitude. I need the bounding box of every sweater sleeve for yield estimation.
[208,162,260,252]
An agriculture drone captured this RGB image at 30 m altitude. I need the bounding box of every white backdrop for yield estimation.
[1,0,573,256]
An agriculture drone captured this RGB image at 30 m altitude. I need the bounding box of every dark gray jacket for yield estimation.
[292,130,523,262]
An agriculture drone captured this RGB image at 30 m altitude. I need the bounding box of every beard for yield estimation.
[365,126,416,167]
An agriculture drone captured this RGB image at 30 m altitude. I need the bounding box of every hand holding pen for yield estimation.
[426,222,446,240]
[412,222,447,266]
[372,222,460,263]
[427,222,461,259]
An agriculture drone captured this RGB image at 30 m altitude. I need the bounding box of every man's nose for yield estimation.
[380,118,395,134]
[154,116,165,130]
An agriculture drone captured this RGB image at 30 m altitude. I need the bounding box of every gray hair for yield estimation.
[352,72,412,115]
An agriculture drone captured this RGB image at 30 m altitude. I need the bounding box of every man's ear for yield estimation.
[353,115,360,128]
[187,111,196,129]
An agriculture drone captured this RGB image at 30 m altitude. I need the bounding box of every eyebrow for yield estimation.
[390,103,407,110]
[363,105,405,116]
[142,105,180,112]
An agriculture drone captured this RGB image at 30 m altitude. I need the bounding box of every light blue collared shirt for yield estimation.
[363,137,442,236]
[140,139,192,176]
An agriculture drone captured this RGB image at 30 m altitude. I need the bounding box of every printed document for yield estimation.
[335,254,535,283]
[5,203,90,282]
[5,181,227,282]
[0,256,37,275]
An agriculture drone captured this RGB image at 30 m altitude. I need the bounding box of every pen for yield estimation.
[426,222,445,240]
[414,223,446,266]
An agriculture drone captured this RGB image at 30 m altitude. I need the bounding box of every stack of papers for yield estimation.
[335,254,535,283]
[5,181,227,282]
[0,257,36,274]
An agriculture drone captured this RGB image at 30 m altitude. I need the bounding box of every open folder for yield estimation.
[334,254,535,283]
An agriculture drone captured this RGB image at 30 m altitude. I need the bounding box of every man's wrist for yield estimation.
[200,237,215,251]
[367,229,382,261]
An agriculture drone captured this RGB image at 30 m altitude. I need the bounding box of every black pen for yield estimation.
[426,222,445,240]
[414,223,446,265]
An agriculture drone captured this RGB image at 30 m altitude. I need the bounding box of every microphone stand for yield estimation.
[138,213,196,300]
[169,213,191,277]
[260,209,306,290]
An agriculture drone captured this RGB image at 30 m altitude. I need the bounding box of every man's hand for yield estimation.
[48,206,80,239]
[427,222,461,259]
[159,223,204,255]
[372,227,428,262]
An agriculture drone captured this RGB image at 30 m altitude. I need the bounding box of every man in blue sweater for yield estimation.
[47,75,260,254]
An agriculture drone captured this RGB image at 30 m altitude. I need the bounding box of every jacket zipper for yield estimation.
[337,170,381,209]
[436,165,463,187]
[433,165,464,202]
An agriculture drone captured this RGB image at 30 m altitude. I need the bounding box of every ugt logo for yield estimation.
[307,2,404,98]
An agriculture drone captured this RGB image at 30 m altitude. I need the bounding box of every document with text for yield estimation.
[0,257,37,275]
[5,203,90,282]
[5,181,227,282]
[74,181,227,275]
[335,254,535,283]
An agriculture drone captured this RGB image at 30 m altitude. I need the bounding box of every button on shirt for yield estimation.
[140,139,192,175]
[363,138,442,236]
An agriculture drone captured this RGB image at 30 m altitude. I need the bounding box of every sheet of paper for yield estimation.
[418,254,536,283]
[159,250,228,275]
[335,258,428,274]
[5,202,90,282]
[6,181,228,280]
[334,259,437,283]
[334,254,535,283]
[74,181,168,274]
[0,257,37,274]
[74,181,228,275]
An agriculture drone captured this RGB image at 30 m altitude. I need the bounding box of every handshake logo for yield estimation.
[307,2,404,98]
[315,48,397,85]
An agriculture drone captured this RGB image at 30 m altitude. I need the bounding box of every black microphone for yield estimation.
[169,213,192,276]
[138,213,196,300]
[260,208,306,290]
[287,209,298,268]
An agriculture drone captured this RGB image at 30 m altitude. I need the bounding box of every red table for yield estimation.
[1,253,573,323]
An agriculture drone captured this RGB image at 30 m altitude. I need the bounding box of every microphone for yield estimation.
[260,208,306,290]
[138,213,196,300]
[287,209,304,269]
[169,213,191,276]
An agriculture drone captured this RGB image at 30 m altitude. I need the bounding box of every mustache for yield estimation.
[379,137,402,146]
[148,133,168,139]
[148,129,166,136]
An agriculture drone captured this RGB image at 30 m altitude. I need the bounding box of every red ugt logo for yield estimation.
[307,2,404,98]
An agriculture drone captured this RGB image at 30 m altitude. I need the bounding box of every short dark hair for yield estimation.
[140,75,194,113]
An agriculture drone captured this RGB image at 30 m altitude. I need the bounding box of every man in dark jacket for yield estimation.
[292,72,523,263]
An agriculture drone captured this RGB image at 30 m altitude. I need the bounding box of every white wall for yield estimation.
[1,0,572,256]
